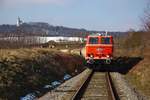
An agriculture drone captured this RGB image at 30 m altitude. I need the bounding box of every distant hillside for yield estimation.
[0,22,127,37]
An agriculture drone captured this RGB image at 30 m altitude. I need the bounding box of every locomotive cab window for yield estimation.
[101,37,110,44]
[89,37,99,44]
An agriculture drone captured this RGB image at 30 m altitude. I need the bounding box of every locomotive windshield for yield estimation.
[101,37,110,44]
[89,37,99,44]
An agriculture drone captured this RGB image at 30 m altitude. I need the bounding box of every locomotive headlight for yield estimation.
[90,54,94,58]
[106,55,110,57]
[87,54,94,58]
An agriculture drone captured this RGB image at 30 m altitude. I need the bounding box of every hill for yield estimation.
[0,22,127,37]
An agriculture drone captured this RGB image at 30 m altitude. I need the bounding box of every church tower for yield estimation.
[17,17,23,27]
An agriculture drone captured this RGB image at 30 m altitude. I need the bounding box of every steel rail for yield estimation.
[106,72,118,100]
[71,69,94,100]
[71,71,119,100]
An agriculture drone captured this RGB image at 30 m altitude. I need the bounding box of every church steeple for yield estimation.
[17,17,23,27]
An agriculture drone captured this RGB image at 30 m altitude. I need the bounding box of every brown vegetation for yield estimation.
[46,41,85,50]
[143,2,150,31]
[0,48,85,99]
[114,31,150,97]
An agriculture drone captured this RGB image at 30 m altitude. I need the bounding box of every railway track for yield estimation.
[71,70,119,100]
[39,68,141,100]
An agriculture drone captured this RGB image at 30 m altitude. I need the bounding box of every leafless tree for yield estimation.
[143,2,150,31]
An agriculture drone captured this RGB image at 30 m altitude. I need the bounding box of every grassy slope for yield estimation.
[0,48,85,99]
[114,32,150,97]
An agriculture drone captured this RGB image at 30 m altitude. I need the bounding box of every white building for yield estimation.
[0,36,85,43]
[39,36,84,43]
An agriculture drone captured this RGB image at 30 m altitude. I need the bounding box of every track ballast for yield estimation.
[72,70,119,100]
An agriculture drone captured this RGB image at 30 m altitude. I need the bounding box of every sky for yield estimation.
[0,0,148,31]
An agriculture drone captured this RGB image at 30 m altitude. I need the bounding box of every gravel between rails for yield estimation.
[81,72,109,100]
[110,72,148,100]
[38,68,92,100]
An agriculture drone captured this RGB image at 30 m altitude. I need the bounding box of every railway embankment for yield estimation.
[39,67,147,100]
[0,48,85,99]
[111,72,147,100]
[114,32,150,99]
[124,56,150,100]
[39,68,92,100]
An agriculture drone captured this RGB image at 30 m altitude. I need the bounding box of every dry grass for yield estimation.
[115,32,150,97]
[0,48,85,99]
[125,56,150,96]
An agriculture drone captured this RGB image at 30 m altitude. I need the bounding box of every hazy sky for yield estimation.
[0,0,148,31]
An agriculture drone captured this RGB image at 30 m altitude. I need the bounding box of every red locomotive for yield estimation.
[85,33,113,65]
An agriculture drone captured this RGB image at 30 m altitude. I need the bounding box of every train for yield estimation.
[85,33,114,65]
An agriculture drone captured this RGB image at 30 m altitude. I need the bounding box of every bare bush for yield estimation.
[143,2,150,31]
